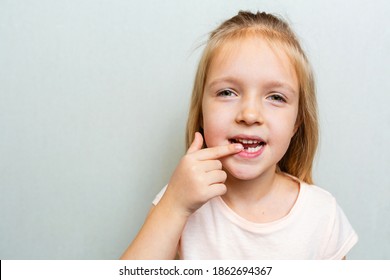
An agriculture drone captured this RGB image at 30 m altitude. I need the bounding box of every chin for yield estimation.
[225,167,262,181]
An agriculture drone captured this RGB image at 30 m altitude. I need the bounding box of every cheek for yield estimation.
[203,117,223,147]
[272,116,297,151]
[275,105,299,135]
[202,108,230,147]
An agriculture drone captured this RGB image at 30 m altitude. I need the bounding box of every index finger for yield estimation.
[195,143,244,161]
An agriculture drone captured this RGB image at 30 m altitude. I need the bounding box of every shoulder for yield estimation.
[280,172,338,216]
[300,181,337,211]
[292,180,339,232]
[301,182,336,205]
[299,181,358,259]
[283,173,335,205]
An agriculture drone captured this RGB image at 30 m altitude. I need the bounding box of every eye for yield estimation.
[267,94,286,103]
[217,89,237,97]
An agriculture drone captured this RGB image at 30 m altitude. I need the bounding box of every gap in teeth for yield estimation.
[230,139,265,153]
[234,139,260,144]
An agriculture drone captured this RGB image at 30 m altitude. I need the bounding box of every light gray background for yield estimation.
[1,0,389,259]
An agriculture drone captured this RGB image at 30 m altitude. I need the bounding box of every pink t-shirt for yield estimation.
[153,178,358,259]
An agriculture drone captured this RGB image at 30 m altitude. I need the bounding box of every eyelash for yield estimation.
[216,90,287,103]
[216,89,237,97]
[267,94,286,103]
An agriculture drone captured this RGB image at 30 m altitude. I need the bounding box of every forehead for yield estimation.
[206,36,299,93]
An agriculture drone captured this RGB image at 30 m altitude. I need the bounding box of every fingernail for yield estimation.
[234,144,244,151]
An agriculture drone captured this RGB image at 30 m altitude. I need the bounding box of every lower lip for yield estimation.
[236,145,265,159]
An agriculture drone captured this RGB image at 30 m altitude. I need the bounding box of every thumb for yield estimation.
[187,132,203,154]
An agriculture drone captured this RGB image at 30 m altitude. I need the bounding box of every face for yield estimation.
[202,36,299,181]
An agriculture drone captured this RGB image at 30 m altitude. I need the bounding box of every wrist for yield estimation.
[158,190,193,219]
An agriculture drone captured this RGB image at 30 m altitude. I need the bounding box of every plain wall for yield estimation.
[1,0,389,259]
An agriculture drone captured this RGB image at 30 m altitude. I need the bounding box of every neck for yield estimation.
[223,167,279,204]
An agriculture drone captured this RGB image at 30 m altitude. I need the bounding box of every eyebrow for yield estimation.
[206,77,239,89]
[263,80,298,96]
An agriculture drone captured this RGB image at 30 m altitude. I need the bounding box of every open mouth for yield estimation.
[229,138,266,153]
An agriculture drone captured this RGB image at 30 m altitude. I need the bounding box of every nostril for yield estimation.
[236,108,264,125]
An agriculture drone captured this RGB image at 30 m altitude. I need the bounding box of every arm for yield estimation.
[120,132,243,259]
[120,201,187,260]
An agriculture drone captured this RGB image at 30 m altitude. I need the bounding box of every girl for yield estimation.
[121,11,358,260]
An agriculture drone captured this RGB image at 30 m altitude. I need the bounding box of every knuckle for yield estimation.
[181,154,195,167]
[197,175,206,185]
[182,154,192,162]
[189,164,198,172]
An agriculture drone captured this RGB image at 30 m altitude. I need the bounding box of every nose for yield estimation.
[235,96,264,126]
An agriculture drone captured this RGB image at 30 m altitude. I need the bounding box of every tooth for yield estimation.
[235,138,265,146]
[247,146,261,153]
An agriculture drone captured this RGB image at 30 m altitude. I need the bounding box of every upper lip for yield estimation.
[229,134,266,143]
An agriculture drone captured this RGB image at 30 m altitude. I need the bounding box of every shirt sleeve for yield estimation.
[323,203,358,259]
[152,185,168,206]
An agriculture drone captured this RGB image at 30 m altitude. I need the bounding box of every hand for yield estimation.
[163,132,243,217]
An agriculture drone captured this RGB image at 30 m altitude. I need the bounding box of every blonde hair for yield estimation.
[186,11,318,184]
